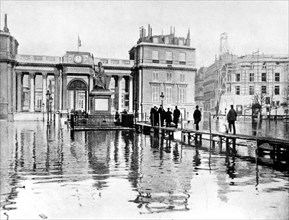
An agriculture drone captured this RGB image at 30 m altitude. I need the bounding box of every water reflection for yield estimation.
[0,121,288,219]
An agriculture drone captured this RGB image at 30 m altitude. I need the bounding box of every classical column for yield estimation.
[54,68,60,112]
[117,76,123,112]
[128,76,133,113]
[89,73,94,92]
[7,64,13,118]
[62,71,68,111]
[16,71,23,112]
[138,69,142,115]
[59,71,62,112]
[42,72,47,112]
[12,68,16,113]
[29,72,35,112]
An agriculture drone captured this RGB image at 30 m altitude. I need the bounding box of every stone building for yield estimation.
[1,18,197,121]
[200,52,289,116]
[0,16,133,121]
[195,67,206,112]
[129,25,197,120]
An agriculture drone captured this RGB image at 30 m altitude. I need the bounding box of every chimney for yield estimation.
[139,26,143,38]
[3,14,10,33]
[148,24,152,37]
[186,28,191,46]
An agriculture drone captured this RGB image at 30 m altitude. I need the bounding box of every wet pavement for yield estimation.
[0,120,288,219]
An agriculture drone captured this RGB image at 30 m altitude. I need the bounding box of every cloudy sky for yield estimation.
[0,0,288,67]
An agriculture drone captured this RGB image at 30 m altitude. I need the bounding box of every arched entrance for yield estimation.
[67,79,88,112]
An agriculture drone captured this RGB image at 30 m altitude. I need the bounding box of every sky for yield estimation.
[0,0,288,68]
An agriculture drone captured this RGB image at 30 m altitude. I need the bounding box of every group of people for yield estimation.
[150,105,181,128]
[193,104,237,134]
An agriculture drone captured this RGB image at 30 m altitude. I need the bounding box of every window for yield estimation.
[152,85,160,102]
[275,86,280,95]
[166,51,173,64]
[166,86,173,103]
[249,73,254,82]
[275,73,280,82]
[236,86,240,95]
[249,86,254,95]
[262,73,266,82]
[236,73,240,81]
[167,72,172,81]
[250,63,254,69]
[179,52,186,65]
[152,71,159,81]
[180,73,185,82]
[152,50,159,63]
[261,86,266,94]
[179,87,186,103]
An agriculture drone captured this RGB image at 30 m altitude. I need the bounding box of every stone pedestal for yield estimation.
[89,89,112,114]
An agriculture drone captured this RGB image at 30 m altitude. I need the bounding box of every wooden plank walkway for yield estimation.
[135,122,289,166]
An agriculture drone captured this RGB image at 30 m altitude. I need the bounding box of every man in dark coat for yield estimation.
[165,108,172,127]
[158,105,166,127]
[227,105,237,134]
[193,105,201,131]
[150,106,157,126]
[173,106,181,128]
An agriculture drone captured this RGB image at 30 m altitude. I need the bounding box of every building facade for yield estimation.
[195,67,206,111]
[0,20,133,121]
[199,53,289,116]
[1,19,197,121]
[129,25,197,120]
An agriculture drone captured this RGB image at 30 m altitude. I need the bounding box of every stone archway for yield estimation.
[67,79,88,112]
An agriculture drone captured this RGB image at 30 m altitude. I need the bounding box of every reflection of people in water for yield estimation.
[193,149,201,166]
[93,62,106,90]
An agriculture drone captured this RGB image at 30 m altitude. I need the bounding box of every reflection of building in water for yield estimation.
[131,135,194,213]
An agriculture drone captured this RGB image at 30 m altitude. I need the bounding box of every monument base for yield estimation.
[89,89,112,114]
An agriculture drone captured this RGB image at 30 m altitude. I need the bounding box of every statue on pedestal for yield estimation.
[93,62,106,90]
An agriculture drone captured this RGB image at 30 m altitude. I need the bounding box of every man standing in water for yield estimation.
[193,105,201,131]
[227,105,237,134]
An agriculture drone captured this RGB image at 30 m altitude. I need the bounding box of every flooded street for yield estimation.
[1,121,288,219]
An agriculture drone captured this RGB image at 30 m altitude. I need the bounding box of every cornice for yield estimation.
[132,64,197,72]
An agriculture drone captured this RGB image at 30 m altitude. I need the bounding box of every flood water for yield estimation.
[1,120,288,219]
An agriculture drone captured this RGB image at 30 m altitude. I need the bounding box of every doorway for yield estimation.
[67,79,88,112]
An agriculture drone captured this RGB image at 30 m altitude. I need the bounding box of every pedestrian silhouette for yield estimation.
[227,105,237,134]
[173,106,181,128]
[193,105,201,131]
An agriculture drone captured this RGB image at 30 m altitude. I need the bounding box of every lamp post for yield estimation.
[49,96,53,123]
[160,92,165,106]
[46,90,51,124]
[42,103,45,122]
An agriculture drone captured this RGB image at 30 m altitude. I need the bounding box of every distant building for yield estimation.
[195,67,206,111]
[129,25,197,120]
[202,53,289,116]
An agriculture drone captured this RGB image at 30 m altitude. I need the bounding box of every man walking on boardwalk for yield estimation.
[193,105,201,131]
[227,105,237,134]
[173,106,181,128]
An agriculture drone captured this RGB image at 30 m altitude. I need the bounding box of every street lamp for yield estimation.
[49,96,53,123]
[160,92,165,106]
[46,90,51,123]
